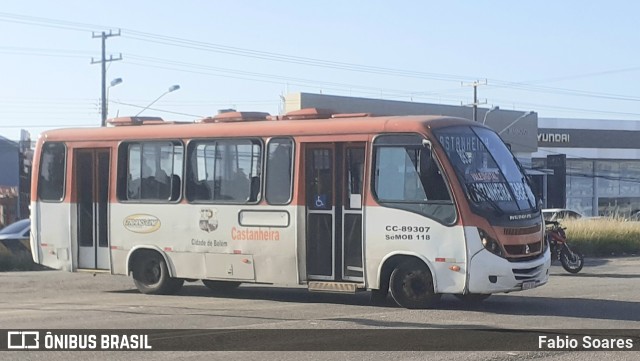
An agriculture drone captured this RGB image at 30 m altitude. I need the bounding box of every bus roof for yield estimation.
[38,111,481,142]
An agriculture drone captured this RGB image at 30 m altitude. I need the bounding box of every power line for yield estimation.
[124,54,466,103]
[508,66,640,85]
[490,98,640,118]
[121,31,640,104]
[488,80,640,102]
[3,11,640,105]
[3,12,640,122]
[0,12,103,32]
[109,100,203,118]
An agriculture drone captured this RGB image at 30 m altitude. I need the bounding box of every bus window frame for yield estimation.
[37,141,67,203]
[185,137,264,205]
[265,137,295,206]
[371,133,457,226]
[116,139,185,204]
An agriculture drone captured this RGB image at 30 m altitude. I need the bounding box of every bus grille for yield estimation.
[512,264,545,281]
[503,224,541,235]
[504,242,542,256]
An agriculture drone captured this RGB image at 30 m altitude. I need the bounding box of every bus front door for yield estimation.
[75,148,110,270]
[305,143,365,282]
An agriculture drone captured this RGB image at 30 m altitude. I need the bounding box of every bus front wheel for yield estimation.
[389,259,440,309]
[132,251,183,295]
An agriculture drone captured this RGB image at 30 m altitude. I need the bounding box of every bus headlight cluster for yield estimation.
[479,229,503,257]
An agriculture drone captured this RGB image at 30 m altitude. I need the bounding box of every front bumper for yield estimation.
[467,247,551,294]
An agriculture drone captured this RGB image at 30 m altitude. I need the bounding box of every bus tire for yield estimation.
[389,259,440,309]
[132,251,183,295]
[202,280,241,291]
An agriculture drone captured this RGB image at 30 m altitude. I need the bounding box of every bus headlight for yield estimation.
[479,229,503,257]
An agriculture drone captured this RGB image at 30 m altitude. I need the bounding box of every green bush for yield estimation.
[563,218,640,257]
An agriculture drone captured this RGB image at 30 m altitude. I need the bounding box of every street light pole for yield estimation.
[498,111,534,136]
[135,85,181,116]
[482,106,499,125]
[106,78,123,119]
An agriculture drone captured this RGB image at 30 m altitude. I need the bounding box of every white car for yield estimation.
[542,208,584,222]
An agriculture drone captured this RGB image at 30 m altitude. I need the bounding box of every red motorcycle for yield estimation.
[545,220,584,273]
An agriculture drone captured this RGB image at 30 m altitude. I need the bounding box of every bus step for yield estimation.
[77,268,110,274]
[308,281,359,294]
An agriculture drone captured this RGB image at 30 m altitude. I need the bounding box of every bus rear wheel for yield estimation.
[389,260,440,309]
[202,280,241,291]
[132,251,183,295]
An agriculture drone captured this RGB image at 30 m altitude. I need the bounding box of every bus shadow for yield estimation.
[438,294,640,322]
[109,284,374,306]
[181,284,375,306]
[111,285,640,322]
[549,257,609,269]
[552,273,640,279]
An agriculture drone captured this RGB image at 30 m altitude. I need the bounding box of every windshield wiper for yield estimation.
[469,184,504,216]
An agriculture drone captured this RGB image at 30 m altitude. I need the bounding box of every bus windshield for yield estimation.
[435,125,537,214]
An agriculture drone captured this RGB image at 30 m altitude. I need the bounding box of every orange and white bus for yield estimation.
[30,108,550,308]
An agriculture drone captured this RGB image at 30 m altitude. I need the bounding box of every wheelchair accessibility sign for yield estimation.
[313,194,330,209]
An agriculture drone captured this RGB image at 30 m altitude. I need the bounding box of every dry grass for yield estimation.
[562,218,640,256]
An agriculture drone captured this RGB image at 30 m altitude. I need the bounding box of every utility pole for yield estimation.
[462,79,487,121]
[91,30,122,126]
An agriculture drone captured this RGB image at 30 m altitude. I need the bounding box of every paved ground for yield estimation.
[0,257,638,360]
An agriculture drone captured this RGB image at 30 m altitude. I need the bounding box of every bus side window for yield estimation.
[187,139,262,204]
[38,142,66,201]
[373,134,456,225]
[249,176,261,202]
[118,141,183,202]
[127,174,140,199]
[420,148,451,201]
[224,168,250,201]
[170,174,181,201]
[266,138,293,205]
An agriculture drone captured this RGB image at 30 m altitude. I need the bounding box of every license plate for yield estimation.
[522,281,536,290]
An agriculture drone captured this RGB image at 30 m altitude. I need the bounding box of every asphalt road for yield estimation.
[1,257,639,360]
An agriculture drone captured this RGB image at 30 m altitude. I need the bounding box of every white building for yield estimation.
[533,118,640,218]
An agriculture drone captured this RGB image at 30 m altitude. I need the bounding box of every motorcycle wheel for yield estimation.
[560,247,584,273]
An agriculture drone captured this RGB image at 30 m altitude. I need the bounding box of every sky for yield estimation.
[1,0,640,142]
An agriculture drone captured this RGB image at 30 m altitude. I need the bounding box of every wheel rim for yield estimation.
[401,270,429,300]
[141,259,161,285]
[562,252,581,268]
